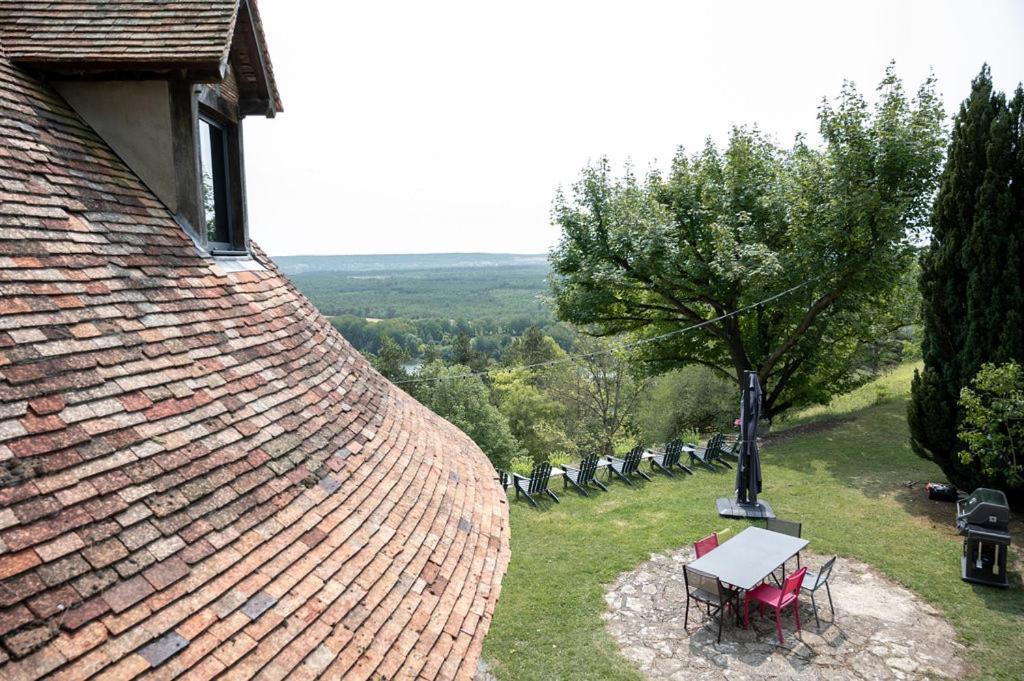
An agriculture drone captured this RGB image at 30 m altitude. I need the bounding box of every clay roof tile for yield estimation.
[0,43,508,680]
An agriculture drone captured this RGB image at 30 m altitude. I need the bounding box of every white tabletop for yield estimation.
[687,526,808,590]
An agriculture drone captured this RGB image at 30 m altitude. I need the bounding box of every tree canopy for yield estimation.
[550,66,944,419]
[492,368,572,463]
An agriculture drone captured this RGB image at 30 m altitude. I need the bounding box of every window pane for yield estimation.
[199,117,230,245]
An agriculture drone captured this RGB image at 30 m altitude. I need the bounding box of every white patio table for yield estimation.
[688,526,808,591]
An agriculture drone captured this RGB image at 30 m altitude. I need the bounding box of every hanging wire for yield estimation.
[392,274,824,386]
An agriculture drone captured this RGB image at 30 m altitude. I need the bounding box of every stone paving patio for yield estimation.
[603,547,970,680]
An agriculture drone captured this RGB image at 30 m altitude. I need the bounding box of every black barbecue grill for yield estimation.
[956,488,1011,588]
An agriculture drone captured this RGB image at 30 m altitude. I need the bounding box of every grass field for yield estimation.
[481,363,1024,680]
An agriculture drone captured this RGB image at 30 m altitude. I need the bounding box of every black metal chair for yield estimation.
[513,462,559,508]
[562,454,608,496]
[648,439,693,477]
[765,517,803,582]
[606,445,651,485]
[765,518,802,549]
[683,565,740,643]
[801,555,837,628]
[686,434,722,472]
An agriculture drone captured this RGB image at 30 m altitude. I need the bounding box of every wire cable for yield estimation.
[392,274,823,386]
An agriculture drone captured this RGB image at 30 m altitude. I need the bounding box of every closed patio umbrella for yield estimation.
[736,370,763,505]
[717,370,774,518]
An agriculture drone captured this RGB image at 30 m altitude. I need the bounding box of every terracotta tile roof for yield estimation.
[0,1,237,63]
[0,51,509,681]
[0,0,282,113]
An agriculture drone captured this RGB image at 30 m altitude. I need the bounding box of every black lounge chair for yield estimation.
[708,433,734,468]
[686,434,722,472]
[704,432,737,464]
[513,462,559,508]
[606,445,652,485]
[496,468,511,491]
[683,565,740,643]
[708,430,733,466]
[648,439,693,477]
[563,454,608,496]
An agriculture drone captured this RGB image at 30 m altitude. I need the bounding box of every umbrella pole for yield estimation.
[736,371,751,506]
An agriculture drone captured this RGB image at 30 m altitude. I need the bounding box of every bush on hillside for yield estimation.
[636,367,737,445]
[411,362,523,469]
[492,368,574,464]
[958,362,1024,504]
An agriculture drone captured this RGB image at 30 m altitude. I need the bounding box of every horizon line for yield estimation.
[269,251,550,258]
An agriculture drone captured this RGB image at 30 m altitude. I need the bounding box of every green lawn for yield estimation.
[481,363,1024,680]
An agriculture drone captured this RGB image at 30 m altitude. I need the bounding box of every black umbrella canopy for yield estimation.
[736,370,763,505]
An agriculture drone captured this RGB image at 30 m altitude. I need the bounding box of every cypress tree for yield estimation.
[909,66,1024,495]
[1009,86,1024,343]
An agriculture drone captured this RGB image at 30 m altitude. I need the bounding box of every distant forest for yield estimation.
[275,253,551,322]
[272,253,563,361]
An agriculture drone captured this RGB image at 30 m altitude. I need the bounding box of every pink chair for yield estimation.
[694,532,719,558]
[744,566,807,644]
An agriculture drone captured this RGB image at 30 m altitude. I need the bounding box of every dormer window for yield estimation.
[199,112,243,253]
[11,0,283,259]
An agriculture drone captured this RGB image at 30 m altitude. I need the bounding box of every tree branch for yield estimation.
[760,285,846,379]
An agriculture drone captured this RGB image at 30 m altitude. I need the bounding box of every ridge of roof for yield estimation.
[0,49,506,680]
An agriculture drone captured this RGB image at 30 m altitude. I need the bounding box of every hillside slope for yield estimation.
[482,363,1023,680]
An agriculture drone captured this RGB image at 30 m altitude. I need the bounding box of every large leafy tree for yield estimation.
[550,66,944,419]
[909,66,1024,495]
[369,335,410,383]
[501,326,563,367]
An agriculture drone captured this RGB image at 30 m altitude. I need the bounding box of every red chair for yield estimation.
[694,532,719,558]
[744,566,807,644]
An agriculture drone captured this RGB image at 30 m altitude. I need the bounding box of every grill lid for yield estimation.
[956,487,1009,528]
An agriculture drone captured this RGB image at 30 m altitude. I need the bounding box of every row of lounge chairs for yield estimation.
[498,433,741,508]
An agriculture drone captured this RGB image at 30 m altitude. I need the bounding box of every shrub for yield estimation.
[492,368,574,464]
[676,429,703,446]
[507,454,537,476]
[506,451,576,477]
[958,362,1024,502]
[636,367,737,445]
[547,451,574,468]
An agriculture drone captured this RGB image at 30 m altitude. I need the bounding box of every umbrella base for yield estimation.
[716,497,775,519]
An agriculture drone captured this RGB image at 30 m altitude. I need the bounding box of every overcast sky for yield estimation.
[244,0,1024,257]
